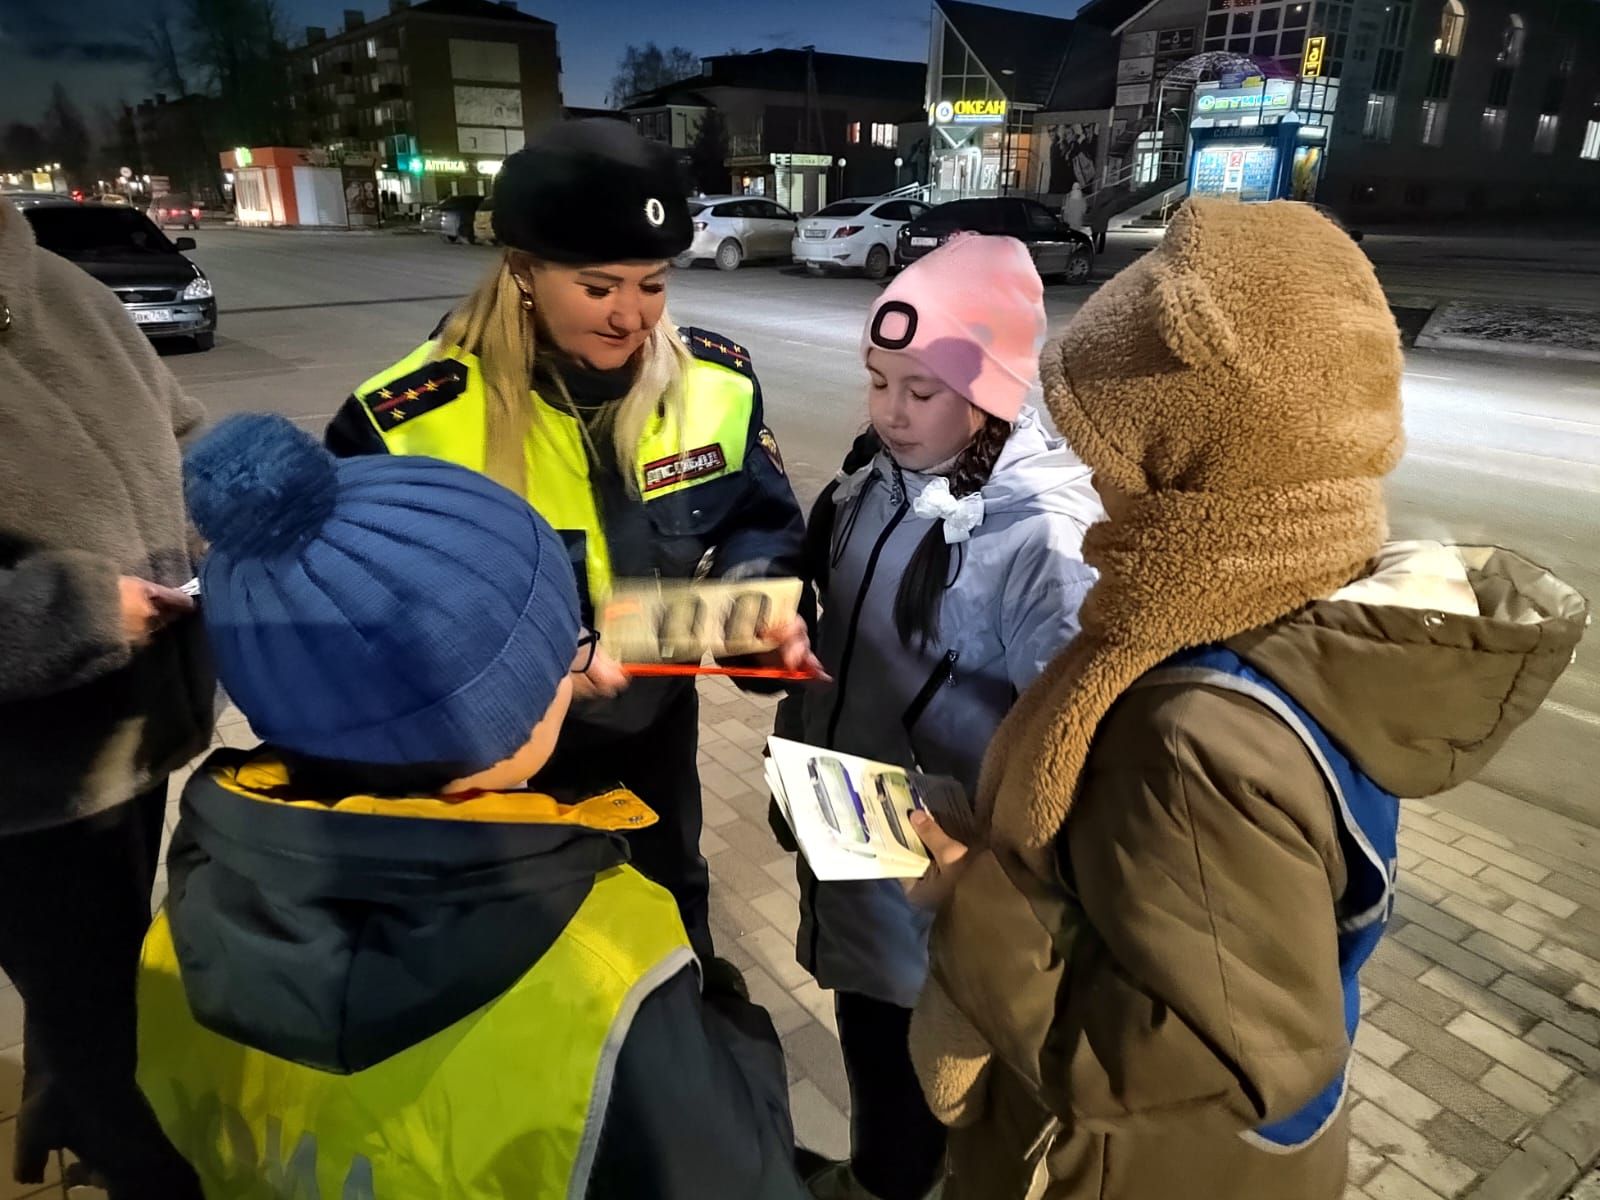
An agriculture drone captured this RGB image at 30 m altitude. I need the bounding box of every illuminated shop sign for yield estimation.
[422,157,469,174]
[930,98,1009,125]
[1192,79,1295,119]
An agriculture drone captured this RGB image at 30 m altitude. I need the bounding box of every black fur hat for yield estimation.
[492,119,693,263]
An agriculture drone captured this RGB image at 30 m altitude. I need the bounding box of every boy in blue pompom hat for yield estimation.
[136,414,810,1199]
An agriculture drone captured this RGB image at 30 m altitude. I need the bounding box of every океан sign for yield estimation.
[930,98,1009,125]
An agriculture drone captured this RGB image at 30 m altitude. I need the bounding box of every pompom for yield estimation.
[185,414,339,556]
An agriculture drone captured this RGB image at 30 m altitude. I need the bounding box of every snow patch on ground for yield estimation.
[1419,302,1600,359]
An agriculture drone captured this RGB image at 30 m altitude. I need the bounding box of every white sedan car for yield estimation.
[793,197,930,280]
[676,196,799,271]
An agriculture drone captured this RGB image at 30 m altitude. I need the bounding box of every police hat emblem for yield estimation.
[644,197,666,228]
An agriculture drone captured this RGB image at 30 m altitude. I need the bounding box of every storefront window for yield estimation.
[1482,106,1507,150]
[1532,112,1559,154]
[1581,113,1600,160]
[1364,93,1397,141]
[1420,98,1448,146]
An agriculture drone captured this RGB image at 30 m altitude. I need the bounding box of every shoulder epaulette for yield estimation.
[680,327,754,379]
[357,358,470,432]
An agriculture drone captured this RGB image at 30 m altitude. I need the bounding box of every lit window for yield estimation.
[366,37,378,59]
[1482,106,1507,150]
[1420,98,1448,145]
[1435,0,1466,57]
[1364,93,1397,141]
[1533,112,1559,154]
[1581,119,1600,160]
[847,122,861,145]
[871,122,896,149]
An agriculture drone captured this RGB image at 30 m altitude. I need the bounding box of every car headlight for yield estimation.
[182,276,213,301]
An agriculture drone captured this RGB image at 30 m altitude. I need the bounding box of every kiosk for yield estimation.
[1186,77,1330,203]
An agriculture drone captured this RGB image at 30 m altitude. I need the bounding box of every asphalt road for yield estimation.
[160,227,1600,831]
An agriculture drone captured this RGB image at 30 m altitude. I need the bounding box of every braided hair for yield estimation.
[893,414,1013,647]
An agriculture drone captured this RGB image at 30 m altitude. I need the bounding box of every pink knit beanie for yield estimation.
[861,233,1047,423]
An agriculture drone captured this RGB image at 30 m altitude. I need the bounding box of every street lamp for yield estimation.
[894,155,904,187]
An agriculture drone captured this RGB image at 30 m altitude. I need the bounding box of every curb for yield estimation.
[1413,331,1600,364]
[1469,1078,1600,1200]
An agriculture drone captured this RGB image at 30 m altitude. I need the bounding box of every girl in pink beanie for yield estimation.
[778,235,1103,1200]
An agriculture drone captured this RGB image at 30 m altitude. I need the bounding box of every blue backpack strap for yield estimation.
[1138,646,1401,1152]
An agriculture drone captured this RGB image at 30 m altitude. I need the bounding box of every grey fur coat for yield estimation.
[0,200,214,834]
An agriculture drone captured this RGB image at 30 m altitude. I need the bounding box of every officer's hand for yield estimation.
[902,811,972,910]
[571,643,631,702]
[753,617,830,681]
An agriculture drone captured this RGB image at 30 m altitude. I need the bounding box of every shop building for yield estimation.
[286,0,562,207]
[219,147,358,228]
[1076,0,1600,218]
[921,1,1117,204]
[624,48,925,212]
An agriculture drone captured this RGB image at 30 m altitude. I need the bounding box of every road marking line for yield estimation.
[1504,410,1600,430]
[1543,701,1600,730]
[1404,372,1456,381]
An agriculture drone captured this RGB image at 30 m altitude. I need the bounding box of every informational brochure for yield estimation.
[599,577,803,663]
[765,736,972,881]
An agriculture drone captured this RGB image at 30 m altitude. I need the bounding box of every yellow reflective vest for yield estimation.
[343,339,756,605]
[137,864,694,1199]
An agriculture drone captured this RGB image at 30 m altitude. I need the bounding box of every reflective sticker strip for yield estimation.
[642,444,728,493]
[566,946,699,1199]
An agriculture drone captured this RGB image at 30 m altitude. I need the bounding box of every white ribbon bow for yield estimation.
[913,476,986,544]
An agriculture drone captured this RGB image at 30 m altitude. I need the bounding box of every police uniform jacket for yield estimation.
[325,326,805,734]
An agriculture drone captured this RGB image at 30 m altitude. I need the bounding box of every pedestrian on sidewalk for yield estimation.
[0,197,213,1197]
[905,199,1590,1200]
[778,234,1102,1200]
[1060,182,1087,234]
[324,118,814,961]
[139,414,811,1199]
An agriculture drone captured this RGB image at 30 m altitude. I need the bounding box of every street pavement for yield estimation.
[2,227,1596,1199]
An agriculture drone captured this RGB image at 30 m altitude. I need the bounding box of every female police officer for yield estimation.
[325,120,814,957]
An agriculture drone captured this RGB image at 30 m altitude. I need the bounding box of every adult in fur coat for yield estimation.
[0,197,213,1197]
[907,199,1589,1200]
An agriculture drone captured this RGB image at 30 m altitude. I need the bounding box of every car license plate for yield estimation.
[804,228,826,239]
[910,236,938,247]
[132,308,173,324]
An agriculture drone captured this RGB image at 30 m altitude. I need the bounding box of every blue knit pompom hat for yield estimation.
[185,414,580,772]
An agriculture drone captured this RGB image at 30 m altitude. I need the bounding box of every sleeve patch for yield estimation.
[359,360,469,431]
[758,427,785,475]
[680,326,754,378]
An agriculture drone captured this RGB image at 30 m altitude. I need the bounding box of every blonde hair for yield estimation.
[434,251,693,494]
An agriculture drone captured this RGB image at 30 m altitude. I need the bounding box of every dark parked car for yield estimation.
[1,188,77,210]
[22,205,217,350]
[897,197,1095,284]
[421,194,485,244]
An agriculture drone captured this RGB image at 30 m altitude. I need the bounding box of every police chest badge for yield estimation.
[758,427,785,475]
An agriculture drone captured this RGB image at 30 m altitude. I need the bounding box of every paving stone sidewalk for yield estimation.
[3,677,1597,1199]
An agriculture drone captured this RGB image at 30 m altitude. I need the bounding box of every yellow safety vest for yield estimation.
[348,343,755,604]
[137,866,694,1200]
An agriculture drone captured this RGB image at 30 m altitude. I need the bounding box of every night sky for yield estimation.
[1,0,1082,127]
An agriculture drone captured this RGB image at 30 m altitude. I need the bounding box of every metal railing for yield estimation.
[881,181,931,201]
[1102,147,1186,192]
